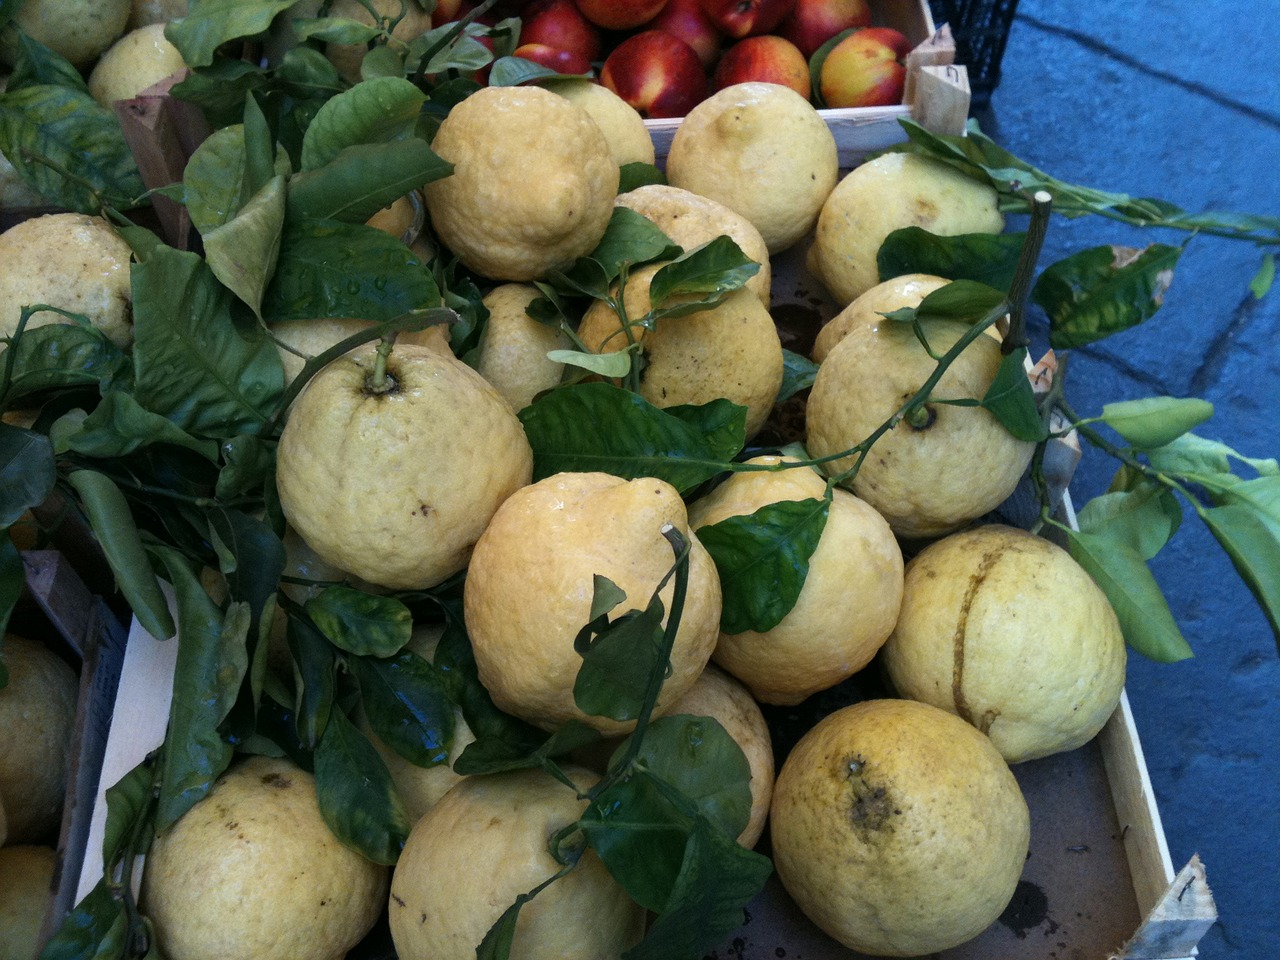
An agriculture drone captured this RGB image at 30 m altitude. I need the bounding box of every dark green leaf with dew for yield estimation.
[286,139,452,224]
[349,649,457,768]
[301,76,427,171]
[305,585,414,658]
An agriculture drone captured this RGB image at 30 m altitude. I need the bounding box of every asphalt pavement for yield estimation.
[965,1,1279,955]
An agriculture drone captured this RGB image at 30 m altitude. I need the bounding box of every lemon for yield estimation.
[364,190,424,244]
[664,82,838,254]
[807,152,1005,306]
[463,471,722,735]
[141,755,388,960]
[805,313,1034,539]
[1,0,129,67]
[475,283,572,411]
[614,183,772,307]
[687,456,904,705]
[811,272,951,363]
[576,263,784,439]
[664,663,773,849]
[0,635,78,845]
[882,524,1127,762]
[423,85,619,282]
[0,845,56,960]
[770,698,1030,956]
[275,343,533,590]
[551,79,656,167]
[86,23,186,106]
[388,767,645,960]
[0,214,134,348]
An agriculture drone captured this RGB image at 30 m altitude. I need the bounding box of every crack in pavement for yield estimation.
[1015,13,1280,132]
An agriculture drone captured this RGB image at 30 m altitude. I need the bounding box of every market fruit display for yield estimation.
[4,5,1277,958]
[882,523,1128,762]
[770,698,1031,955]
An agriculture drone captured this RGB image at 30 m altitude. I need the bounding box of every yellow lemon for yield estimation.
[0,845,57,960]
[475,283,572,411]
[1,0,129,67]
[87,23,186,105]
[551,79,656,167]
[811,272,951,363]
[882,523,1127,762]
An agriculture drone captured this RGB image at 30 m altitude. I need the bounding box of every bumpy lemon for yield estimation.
[275,343,533,590]
[423,85,619,282]
[688,457,904,705]
[770,698,1030,956]
[0,635,78,844]
[811,272,951,363]
[87,23,186,105]
[1,0,129,67]
[389,767,645,960]
[141,756,388,960]
[0,214,133,348]
[576,263,783,439]
[614,183,772,307]
[665,82,838,254]
[805,315,1034,539]
[807,152,1005,306]
[551,79,656,167]
[664,663,773,849]
[463,471,721,735]
[475,283,572,411]
[882,524,1127,762]
[0,845,57,960]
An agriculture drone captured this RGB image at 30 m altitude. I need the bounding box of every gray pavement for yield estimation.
[972,1,1279,955]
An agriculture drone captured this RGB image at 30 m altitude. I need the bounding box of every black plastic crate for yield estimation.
[928,0,1020,108]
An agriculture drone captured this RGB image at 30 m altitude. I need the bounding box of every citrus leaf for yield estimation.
[981,347,1048,442]
[487,55,567,86]
[573,595,666,723]
[207,507,286,628]
[1145,432,1278,480]
[519,383,745,494]
[286,614,336,750]
[588,206,682,282]
[1199,503,1280,652]
[696,496,828,634]
[0,536,21,642]
[877,227,1026,291]
[5,31,88,92]
[547,348,633,378]
[290,16,383,44]
[1035,243,1181,349]
[1077,481,1182,561]
[286,139,451,224]
[1064,527,1193,662]
[165,0,298,67]
[777,348,818,403]
[300,76,427,171]
[0,422,54,526]
[314,706,410,864]
[101,758,157,871]
[184,124,255,234]
[1099,396,1214,449]
[453,720,599,778]
[1250,252,1274,299]
[349,649,457,768]
[619,160,665,193]
[647,236,759,315]
[66,470,175,640]
[0,321,130,403]
[305,585,413,658]
[203,173,287,319]
[36,877,128,960]
[64,391,221,461]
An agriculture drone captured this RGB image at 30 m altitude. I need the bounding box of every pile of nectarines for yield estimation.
[442,0,914,118]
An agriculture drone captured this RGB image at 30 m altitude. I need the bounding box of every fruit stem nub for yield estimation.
[366,334,398,394]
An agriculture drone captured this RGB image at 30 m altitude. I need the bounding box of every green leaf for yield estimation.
[101,758,157,870]
[573,592,666,723]
[547,348,634,378]
[169,58,267,126]
[314,706,410,864]
[0,423,55,526]
[1199,503,1280,652]
[216,433,276,501]
[615,713,753,839]
[625,817,772,960]
[286,139,452,224]
[65,392,220,460]
[0,537,21,643]
[588,206,682,282]
[1065,527,1194,662]
[301,77,427,171]
[204,173,287,319]
[5,31,89,93]
[0,84,144,213]
[981,347,1048,442]
[305,585,414,657]
[263,218,441,322]
[696,496,828,634]
[1035,243,1182,349]
[1099,396,1214,450]
[65,470,175,640]
[241,90,276,197]
[208,508,286,628]
[476,863,577,960]
[150,547,246,831]
[910,278,1007,323]
[290,16,383,45]
[165,0,298,67]
[519,383,745,494]
[131,245,284,437]
[1145,432,1278,481]
[544,256,613,302]
[618,160,666,193]
[646,236,759,316]
[777,348,818,404]
[0,322,130,403]
[877,227,1026,291]
[487,55,573,86]
[349,649,457,768]
[1077,481,1182,561]
[453,720,600,778]
[37,878,128,960]
[1250,252,1274,299]
[184,124,255,234]
[285,614,336,749]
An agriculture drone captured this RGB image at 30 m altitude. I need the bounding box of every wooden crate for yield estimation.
[645,0,973,167]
